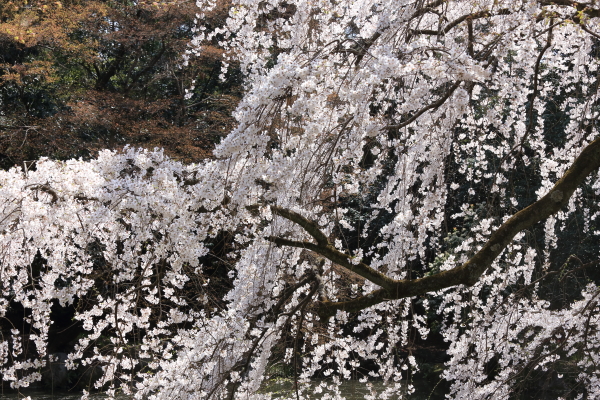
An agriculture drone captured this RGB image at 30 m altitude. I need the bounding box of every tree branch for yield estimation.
[270,206,329,246]
[540,0,600,19]
[313,136,600,318]
[385,81,462,135]
[25,183,59,203]
[267,235,394,290]
[524,20,554,144]
[410,9,511,37]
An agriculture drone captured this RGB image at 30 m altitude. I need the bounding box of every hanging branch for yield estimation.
[268,136,600,318]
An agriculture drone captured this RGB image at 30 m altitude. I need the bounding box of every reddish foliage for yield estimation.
[0,0,239,168]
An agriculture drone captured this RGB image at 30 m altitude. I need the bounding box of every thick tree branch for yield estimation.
[270,206,329,246]
[267,236,394,290]
[467,17,475,58]
[303,136,600,319]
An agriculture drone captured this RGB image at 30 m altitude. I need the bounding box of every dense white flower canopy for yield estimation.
[2,0,600,399]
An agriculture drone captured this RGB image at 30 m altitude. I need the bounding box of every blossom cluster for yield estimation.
[2,0,600,399]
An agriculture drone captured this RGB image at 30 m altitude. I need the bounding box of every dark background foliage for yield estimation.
[0,0,240,169]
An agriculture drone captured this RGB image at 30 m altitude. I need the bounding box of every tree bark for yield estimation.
[268,136,600,319]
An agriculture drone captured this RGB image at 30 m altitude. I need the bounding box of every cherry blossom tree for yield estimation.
[2,0,600,398]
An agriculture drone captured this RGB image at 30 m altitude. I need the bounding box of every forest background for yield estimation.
[0,0,238,168]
